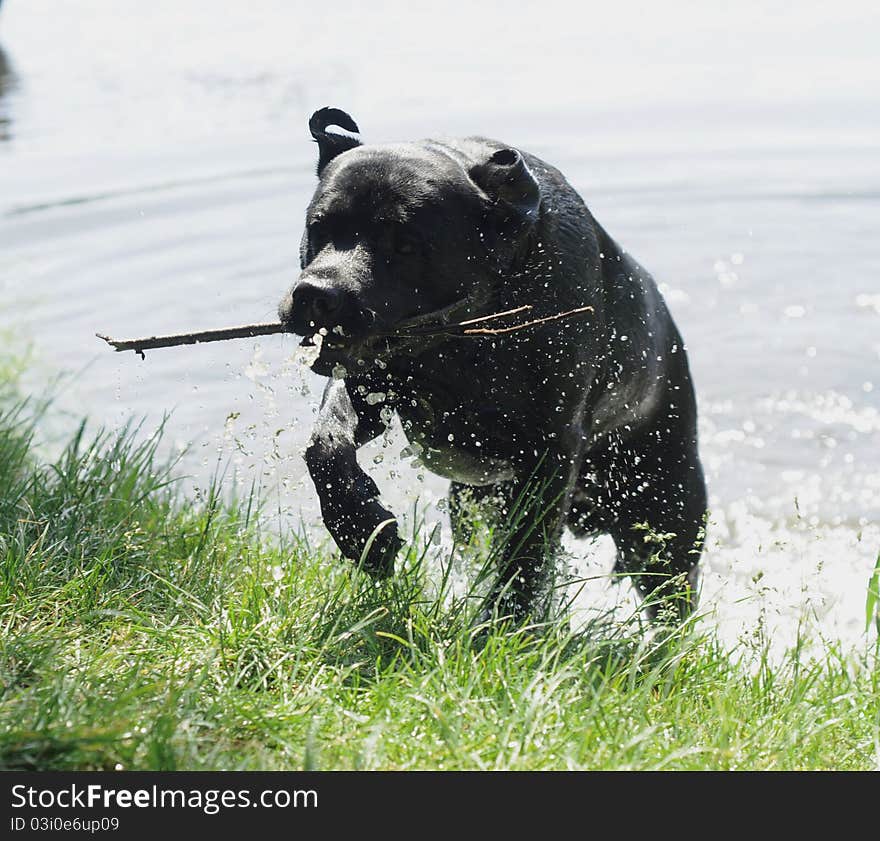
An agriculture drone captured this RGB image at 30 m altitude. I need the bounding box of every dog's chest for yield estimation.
[401,405,516,485]
[394,378,520,487]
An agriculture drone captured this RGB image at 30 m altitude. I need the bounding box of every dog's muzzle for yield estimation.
[278,281,374,339]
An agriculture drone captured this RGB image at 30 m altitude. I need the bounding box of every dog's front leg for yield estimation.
[487,427,584,621]
[305,379,402,578]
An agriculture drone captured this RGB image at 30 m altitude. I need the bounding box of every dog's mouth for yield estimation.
[296,325,428,376]
[297,322,391,354]
[295,326,396,376]
[292,296,595,376]
[292,297,478,372]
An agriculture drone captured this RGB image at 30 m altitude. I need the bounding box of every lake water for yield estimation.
[1,0,878,650]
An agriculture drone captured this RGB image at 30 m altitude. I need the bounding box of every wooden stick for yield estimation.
[96,303,595,358]
[96,321,284,357]
[387,305,534,337]
[461,305,594,335]
[391,304,594,338]
[388,304,532,339]
[456,304,532,327]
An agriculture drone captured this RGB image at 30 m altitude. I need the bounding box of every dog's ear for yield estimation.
[469,149,541,222]
[309,107,361,176]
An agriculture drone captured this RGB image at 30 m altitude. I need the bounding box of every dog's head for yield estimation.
[278,108,541,375]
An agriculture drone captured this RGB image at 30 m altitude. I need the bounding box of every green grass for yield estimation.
[0,383,879,770]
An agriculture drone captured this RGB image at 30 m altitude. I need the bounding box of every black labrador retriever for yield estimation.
[279,108,707,622]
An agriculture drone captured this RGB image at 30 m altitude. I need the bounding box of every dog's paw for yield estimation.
[358,513,403,580]
[324,496,402,580]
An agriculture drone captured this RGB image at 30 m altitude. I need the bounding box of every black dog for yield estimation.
[279,108,707,622]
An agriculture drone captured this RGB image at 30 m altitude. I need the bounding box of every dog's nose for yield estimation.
[297,284,344,323]
[282,283,345,334]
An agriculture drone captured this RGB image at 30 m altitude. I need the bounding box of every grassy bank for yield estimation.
[0,382,878,770]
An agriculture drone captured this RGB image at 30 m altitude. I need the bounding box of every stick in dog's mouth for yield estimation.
[383,303,595,338]
[97,303,594,357]
[310,303,595,355]
[385,303,530,337]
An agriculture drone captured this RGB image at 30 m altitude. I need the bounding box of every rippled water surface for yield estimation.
[1,0,878,648]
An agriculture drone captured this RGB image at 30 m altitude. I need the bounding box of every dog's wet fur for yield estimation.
[279,107,707,623]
